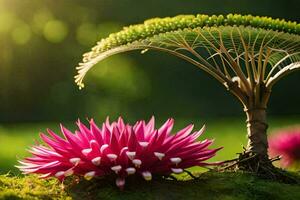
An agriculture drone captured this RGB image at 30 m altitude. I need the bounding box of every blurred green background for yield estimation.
[0,0,299,174]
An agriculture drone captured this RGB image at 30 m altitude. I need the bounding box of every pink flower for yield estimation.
[269,128,300,168]
[17,117,222,189]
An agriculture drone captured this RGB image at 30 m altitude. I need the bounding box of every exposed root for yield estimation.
[218,151,300,184]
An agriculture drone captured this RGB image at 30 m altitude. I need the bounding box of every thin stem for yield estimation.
[197,29,252,94]
[266,62,300,89]
[237,28,254,88]
[261,48,272,83]
[148,45,249,106]
[265,52,300,82]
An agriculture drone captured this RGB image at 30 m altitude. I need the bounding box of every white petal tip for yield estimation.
[111,165,122,174]
[170,157,182,165]
[100,144,109,153]
[69,157,81,165]
[142,171,152,181]
[90,140,98,145]
[107,154,118,161]
[91,157,101,166]
[126,167,136,175]
[139,142,149,147]
[200,139,208,144]
[171,168,183,174]
[126,151,136,160]
[154,152,165,160]
[132,159,142,167]
[55,171,65,178]
[39,172,52,178]
[84,171,96,180]
[82,148,92,155]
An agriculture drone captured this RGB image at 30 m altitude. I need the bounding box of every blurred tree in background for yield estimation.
[0,0,299,123]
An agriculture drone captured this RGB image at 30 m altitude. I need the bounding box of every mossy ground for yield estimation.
[1,172,300,200]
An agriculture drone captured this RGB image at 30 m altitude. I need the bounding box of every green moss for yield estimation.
[1,172,300,200]
[0,174,70,200]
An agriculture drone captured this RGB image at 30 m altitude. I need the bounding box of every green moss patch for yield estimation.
[0,174,69,200]
[1,172,300,200]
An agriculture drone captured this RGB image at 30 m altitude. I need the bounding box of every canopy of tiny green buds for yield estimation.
[75,14,300,108]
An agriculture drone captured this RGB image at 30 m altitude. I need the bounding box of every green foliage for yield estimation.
[1,172,300,200]
[89,14,300,54]
[75,14,300,92]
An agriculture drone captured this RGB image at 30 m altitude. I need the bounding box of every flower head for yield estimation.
[269,128,300,168]
[17,117,222,189]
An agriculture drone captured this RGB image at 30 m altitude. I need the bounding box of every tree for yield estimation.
[74,14,300,177]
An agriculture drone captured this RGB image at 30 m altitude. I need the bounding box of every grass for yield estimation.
[0,117,299,199]
[1,171,300,200]
[0,174,70,200]
[0,116,299,174]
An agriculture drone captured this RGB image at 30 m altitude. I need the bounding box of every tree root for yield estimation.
[218,151,300,184]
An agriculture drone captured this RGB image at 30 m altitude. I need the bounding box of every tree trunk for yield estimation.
[238,108,299,183]
[245,108,269,159]
[237,107,273,172]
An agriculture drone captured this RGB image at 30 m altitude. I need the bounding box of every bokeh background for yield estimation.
[0,0,299,173]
